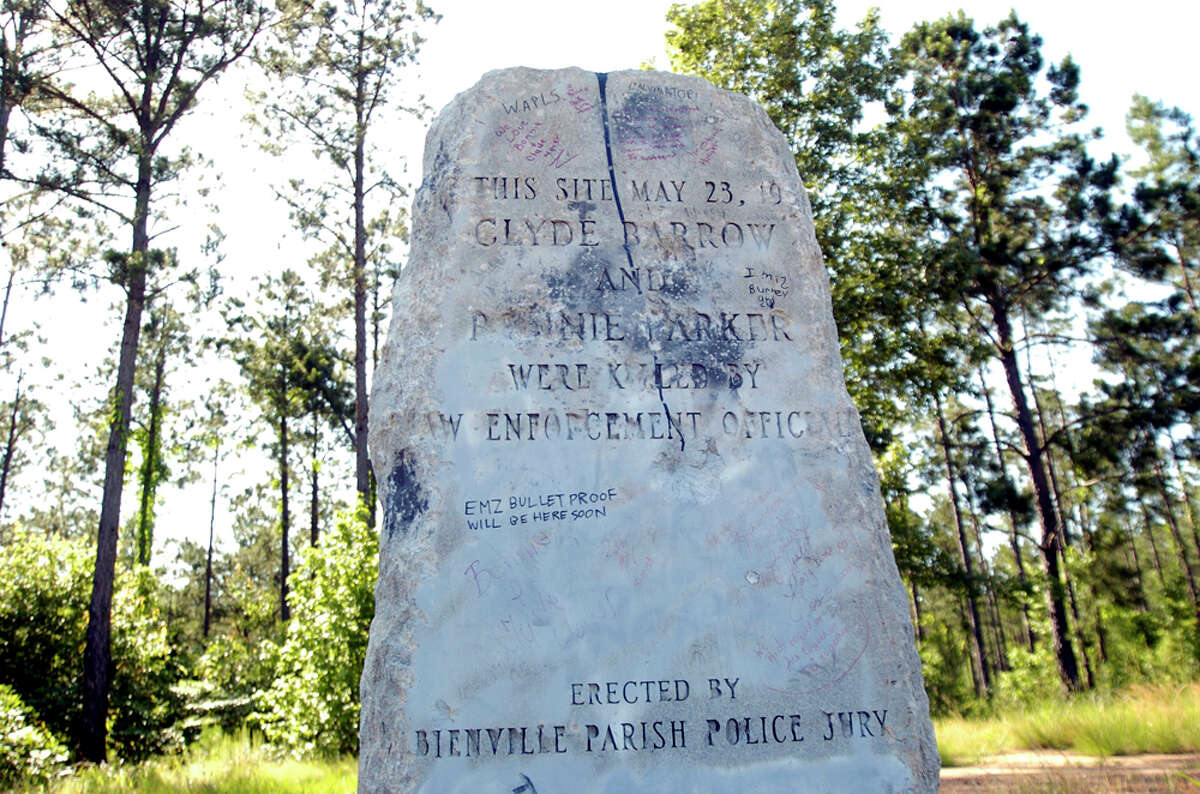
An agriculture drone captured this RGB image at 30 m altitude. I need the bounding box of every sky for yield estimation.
[195,0,1198,312]
[6,0,1199,561]
[408,0,1196,163]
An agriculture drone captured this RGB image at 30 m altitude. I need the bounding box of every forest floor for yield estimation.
[940,751,1200,792]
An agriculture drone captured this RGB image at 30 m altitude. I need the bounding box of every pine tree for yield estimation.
[887,12,1117,691]
[250,0,435,523]
[227,271,352,622]
[30,0,269,760]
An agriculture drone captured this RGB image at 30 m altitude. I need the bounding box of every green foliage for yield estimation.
[666,0,933,452]
[879,444,960,587]
[885,10,1124,694]
[107,570,189,762]
[915,581,983,716]
[1121,96,1199,302]
[993,646,1064,712]
[255,509,377,756]
[129,303,197,569]
[224,270,355,622]
[0,531,188,762]
[187,636,274,736]
[666,0,890,207]
[0,530,91,742]
[0,683,69,787]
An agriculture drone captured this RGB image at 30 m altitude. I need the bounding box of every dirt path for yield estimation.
[941,752,1200,792]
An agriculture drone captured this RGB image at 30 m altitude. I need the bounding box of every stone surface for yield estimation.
[360,67,939,793]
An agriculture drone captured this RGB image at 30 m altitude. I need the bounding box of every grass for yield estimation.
[15,732,356,794]
[936,683,1200,766]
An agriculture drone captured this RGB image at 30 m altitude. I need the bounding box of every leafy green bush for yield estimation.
[107,569,189,761]
[0,683,68,787]
[255,509,377,756]
[993,645,1064,712]
[0,531,188,761]
[178,628,280,738]
[0,531,91,743]
[916,599,982,716]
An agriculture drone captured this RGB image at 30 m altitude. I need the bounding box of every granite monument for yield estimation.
[360,67,939,793]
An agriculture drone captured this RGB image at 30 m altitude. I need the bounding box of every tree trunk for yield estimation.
[1062,554,1095,689]
[1124,530,1155,649]
[372,259,383,371]
[81,148,152,763]
[279,409,291,622]
[934,390,990,697]
[987,585,1010,672]
[0,268,13,352]
[1046,348,1112,668]
[988,293,1081,691]
[353,61,372,526]
[1021,327,1074,551]
[1150,441,1200,625]
[963,472,1009,673]
[204,436,219,640]
[1021,333,1096,685]
[1033,390,1072,548]
[1140,500,1167,586]
[135,329,166,566]
[978,367,1036,652]
[1044,343,1099,549]
[1125,535,1150,612]
[0,371,22,520]
[0,27,13,179]
[1173,236,1198,314]
[310,415,319,547]
[1094,595,1109,663]
[910,579,924,644]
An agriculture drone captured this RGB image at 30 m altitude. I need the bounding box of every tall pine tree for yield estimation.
[887,12,1117,691]
[33,0,269,760]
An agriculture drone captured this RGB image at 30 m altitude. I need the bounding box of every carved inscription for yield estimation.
[410,677,889,760]
[422,408,859,444]
[428,94,882,768]
[434,155,841,452]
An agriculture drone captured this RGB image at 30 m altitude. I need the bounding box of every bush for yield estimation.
[0,530,188,761]
[0,683,68,787]
[0,531,91,744]
[993,644,1064,712]
[106,569,189,761]
[255,509,377,756]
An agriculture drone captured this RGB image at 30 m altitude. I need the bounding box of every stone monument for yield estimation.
[360,67,939,793]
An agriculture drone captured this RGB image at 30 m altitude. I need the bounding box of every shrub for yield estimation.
[0,531,188,761]
[0,531,91,744]
[0,683,68,787]
[106,569,189,761]
[255,509,377,756]
[993,644,1064,712]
